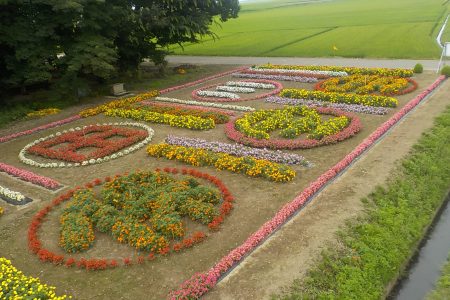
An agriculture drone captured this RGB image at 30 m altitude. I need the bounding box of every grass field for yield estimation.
[172,0,449,59]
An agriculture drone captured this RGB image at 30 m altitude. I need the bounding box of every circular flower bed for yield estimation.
[225,106,362,149]
[28,167,234,270]
[19,122,154,168]
[191,79,283,102]
[315,74,418,96]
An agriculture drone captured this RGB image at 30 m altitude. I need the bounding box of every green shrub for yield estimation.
[413,63,423,73]
[440,65,450,77]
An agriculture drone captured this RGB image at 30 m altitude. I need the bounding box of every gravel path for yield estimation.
[167,55,441,71]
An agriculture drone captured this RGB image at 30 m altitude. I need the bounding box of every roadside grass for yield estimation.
[427,253,450,299]
[173,0,448,58]
[274,105,450,299]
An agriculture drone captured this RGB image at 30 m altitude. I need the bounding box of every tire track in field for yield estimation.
[260,27,338,55]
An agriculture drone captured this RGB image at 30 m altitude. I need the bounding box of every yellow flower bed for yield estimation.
[0,257,69,299]
[26,108,61,118]
[308,116,349,140]
[147,144,296,182]
[280,89,398,108]
[79,90,159,117]
[104,108,215,130]
[0,206,3,216]
[257,64,413,77]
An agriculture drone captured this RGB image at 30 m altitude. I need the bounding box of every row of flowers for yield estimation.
[0,115,81,144]
[0,162,62,190]
[165,135,310,166]
[232,72,319,83]
[316,74,418,96]
[254,63,414,77]
[0,257,69,299]
[225,81,276,89]
[147,144,296,182]
[216,86,255,93]
[265,96,389,115]
[280,88,398,108]
[19,122,154,168]
[167,76,446,300]
[26,108,61,118]
[137,102,230,124]
[191,79,283,103]
[225,107,362,150]
[79,90,159,117]
[28,168,234,270]
[249,66,348,77]
[237,68,327,79]
[0,184,32,205]
[154,97,255,112]
[104,108,215,130]
[141,101,236,116]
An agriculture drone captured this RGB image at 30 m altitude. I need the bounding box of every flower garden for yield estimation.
[0,64,446,299]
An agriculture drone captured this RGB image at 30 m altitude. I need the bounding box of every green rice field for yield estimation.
[172,0,449,59]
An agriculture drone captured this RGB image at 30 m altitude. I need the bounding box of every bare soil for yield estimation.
[0,68,446,300]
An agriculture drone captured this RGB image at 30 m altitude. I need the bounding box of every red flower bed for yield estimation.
[27,125,147,163]
[191,79,283,102]
[225,107,362,149]
[27,167,234,270]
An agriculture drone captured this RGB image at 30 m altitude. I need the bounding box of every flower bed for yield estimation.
[232,72,319,83]
[147,144,296,182]
[28,167,234,270]
[191,79,283,103]
[141,101,236,116]
[0,257,69,299]
[225,107,362,149]
[165,135,309,166]
[136,102,230,124]
[0,115,82,144]
[316,75,418,96]
[167,76,445,300]
[154,97,255,112]
[19,122,154,168]
[26,108,61,118]
[216,86,255,93]
[255,64,414,77]
[0,162,62,190]
[0,184,32,205]
[104,108,215,130]
[248,67,347,77]
[196,90,240,100]
[79,90,159,117]
[265,96,389,115]
[225,81,276,89]
[280,88,398,108]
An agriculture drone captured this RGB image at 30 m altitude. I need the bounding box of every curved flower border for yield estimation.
[0,162,62,190]
[191,79,283,103]
[27,167,234,270]
[19,122,154,168]
[168,75,446,299]
[225,108,362,150]
[0,184,32,205]
[154,97,255,112]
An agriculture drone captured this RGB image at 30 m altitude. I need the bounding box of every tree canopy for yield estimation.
[0,0,239,98]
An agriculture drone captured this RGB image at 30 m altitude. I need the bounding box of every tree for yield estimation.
[0,0,240,99]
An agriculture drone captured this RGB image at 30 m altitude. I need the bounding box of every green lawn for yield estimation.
[173,0,449,59]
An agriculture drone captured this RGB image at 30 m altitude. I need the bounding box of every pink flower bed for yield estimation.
[140,101,236,116]
[225,107,362,149]
[0,162,62,190]
[0,115,81,144]
[159,67,249,95]
[191,79,283,103]
[168,76,447,299]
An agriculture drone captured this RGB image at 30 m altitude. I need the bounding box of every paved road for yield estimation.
[167,55,442,71]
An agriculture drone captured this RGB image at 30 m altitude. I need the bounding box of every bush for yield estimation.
[440,65,450,77]
[413,63,423,73]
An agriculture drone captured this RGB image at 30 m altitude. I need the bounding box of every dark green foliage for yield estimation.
[276,106,450,299]
[413,63,424,73]
[441,65,450,77]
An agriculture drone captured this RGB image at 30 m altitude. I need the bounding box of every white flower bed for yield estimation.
[19,122,154,168]
[196,90,240,99]
[225,81,276,89]
[0,185,26,202]
[216,86,255,93]
[249,67,348,77]
[154,97,255,112]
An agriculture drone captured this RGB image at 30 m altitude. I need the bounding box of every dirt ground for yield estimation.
[0,68,446,299]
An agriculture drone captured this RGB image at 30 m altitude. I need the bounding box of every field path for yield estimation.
[203,80,450,300]
[167,56,441,71]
